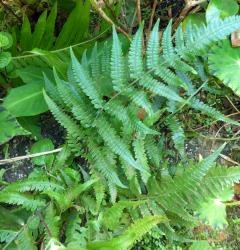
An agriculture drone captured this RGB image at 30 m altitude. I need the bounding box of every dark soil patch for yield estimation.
[0,113,65,182]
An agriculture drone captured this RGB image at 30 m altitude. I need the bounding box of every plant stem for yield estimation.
[0,148,62,165]
[136,0,142,25]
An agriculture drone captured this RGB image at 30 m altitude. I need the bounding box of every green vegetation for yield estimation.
[1,0,240,249]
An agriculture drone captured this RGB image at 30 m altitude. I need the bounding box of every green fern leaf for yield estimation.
[70,48,103,109]
[129,24,144,78]
[32,10,47,49]
[0,192,45,211]
[147,19,160,70]
[111,26,126,91]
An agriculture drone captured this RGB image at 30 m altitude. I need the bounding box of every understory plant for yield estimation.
[1,14,240,249]
[1,0,240,246]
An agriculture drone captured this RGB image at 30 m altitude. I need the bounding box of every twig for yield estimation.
[147,0,159,41]
[198,133,240,142]
[0,148,62,165]
[172,0,207,31]
[218,153,240,166]
[136,0,142,25]
[129,9,137,34]
[90,0,131,41]
[226,95,240,113]
[102,0,128,32]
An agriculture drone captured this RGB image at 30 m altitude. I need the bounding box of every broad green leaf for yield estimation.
[209,40,240,96]
[30,138,55,166]
[55,0,91,49]
[20,15,32,51]
[0,32,13,49]
[32,10,47,49]
[30,49,67,77]
[189,241,212,250]
[3,83,48,117]
[18,116,41,138]
[17,66,53,85]
[41,1,57,49]
[0,52,11,68]
[206,0,239,23]
[183,13,206,29]
[0,106,28,145]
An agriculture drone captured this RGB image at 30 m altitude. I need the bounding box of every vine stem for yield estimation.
[0,148,62,165]
[147,0,159,41]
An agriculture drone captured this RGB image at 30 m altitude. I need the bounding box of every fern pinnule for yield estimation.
[129,24,144,79]
[138,74,183,102]
[147,19,160,70]
[111,26,126,92]
[162,19,174,64]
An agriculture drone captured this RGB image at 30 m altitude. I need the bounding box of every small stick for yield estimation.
[136,0,142,25]
[90,0,131,41]
[102,0,128,32]
[0,148,62,165]
[147,0,158,40]
[219,153,240,166]
[172,0,207,31]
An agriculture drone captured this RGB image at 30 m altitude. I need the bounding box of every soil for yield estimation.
[0,112,65,182]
